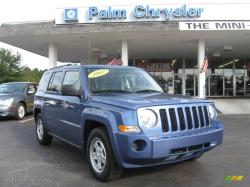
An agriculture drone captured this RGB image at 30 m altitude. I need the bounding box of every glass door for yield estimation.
[174,74,182,94]
[236,74,245,95]
[210,75,223,96]
[162,72,174,94]
[246,74,250,96]
[224,72,233,96]
[185,74,195,96]
[235,59,246,96]
[223,59,234,96]
[245,60,250,96]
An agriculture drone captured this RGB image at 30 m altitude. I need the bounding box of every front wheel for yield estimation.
[15,103,26,120]
[36,114,53,145]
[87,127,123,181]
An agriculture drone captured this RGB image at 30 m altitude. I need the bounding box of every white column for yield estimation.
[121,40,128,66]
[197,40,206,98]
[49,42,57,68]
[182,57,186,95]
[233,62,236,96]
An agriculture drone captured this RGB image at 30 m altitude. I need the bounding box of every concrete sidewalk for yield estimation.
[211,98,250,114]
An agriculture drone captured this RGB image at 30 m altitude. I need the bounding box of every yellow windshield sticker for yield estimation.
[88,69,109,78]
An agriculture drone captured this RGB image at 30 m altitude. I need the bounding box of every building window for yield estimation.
[245,59,250,96]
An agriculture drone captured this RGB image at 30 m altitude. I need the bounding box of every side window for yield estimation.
[47,72,63,93]
[62,71,81,94]
[38,73,50,92]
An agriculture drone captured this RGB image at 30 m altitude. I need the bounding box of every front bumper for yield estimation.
[115,123,223,168]
[0,105,16,117]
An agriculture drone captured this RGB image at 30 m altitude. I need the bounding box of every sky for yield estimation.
[0,0,249,70]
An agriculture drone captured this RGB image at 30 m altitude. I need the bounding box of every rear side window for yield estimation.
[47,72,63,93]
[62,71,81,93]
[38,73,50,92]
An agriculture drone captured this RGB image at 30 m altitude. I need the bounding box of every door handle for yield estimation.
[45,100,57,106]
[63,102,75,109]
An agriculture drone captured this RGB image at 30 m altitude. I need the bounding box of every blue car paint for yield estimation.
[34,65,223,168]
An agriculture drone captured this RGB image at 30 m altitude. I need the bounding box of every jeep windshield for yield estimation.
[87,68,164,94]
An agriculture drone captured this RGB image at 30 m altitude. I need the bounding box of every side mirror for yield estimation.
[61,84,81,97]
[27,90,36,94]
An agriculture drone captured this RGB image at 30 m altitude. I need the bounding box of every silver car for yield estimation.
[0,82,37,120]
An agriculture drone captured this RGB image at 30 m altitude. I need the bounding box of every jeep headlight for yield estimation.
[0,98,14,107]
[208,105,217,121]
[138,109,157,128]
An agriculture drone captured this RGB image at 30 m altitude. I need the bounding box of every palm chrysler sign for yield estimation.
[87,5,204,20]
[56,3,250,25]
[61,4,204,23]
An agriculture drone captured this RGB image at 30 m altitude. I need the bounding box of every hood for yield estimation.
[90,93,212,110]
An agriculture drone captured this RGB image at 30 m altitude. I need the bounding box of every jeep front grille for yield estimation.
[160,105,210,133]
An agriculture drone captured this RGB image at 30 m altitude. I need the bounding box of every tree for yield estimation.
[0,48,46,84]
[19,66,45,82]
[0,48,22,83]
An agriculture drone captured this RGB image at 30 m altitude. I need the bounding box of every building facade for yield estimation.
[1,2,250,98]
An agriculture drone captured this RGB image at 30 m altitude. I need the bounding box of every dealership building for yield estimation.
[1,2,250,99]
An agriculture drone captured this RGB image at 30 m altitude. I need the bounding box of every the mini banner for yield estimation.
[179,21,250,30]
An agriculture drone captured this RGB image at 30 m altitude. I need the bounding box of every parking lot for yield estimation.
[0,115,249,187]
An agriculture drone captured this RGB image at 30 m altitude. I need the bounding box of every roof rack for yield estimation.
[48,64,73,70]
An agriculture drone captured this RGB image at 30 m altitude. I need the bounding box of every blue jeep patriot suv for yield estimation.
[34,65,223,181]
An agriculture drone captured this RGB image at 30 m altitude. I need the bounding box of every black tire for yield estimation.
[35,113,53,145]
[15,103,26,120]
[187,153,203,161]
[87,127,123,182]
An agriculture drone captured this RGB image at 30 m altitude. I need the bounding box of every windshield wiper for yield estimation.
[135,89,163,93]
[92,90,132,93]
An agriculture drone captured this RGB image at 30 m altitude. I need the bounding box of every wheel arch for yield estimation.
[33,107,41,120]
[82,111,122,167]
[18,101,26,110]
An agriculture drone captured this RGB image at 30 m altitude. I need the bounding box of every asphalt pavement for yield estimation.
[0,115,249,187]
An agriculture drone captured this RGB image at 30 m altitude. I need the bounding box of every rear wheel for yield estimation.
[87,127,123,181]
[15,103,26,120]
[36,114,53,145]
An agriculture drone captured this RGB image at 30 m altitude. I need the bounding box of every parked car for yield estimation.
[0,82,37,120]
[34,65,223,181]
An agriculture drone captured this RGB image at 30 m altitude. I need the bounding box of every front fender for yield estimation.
[81,107,123,167]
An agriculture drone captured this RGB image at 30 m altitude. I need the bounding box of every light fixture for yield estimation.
[223,46,233,51]
[100,54,108,58]
[142,60,149,63]
[171,59,176,67]
[213,53,221,57]
[91,48,100,53]
[219,58,239,68]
